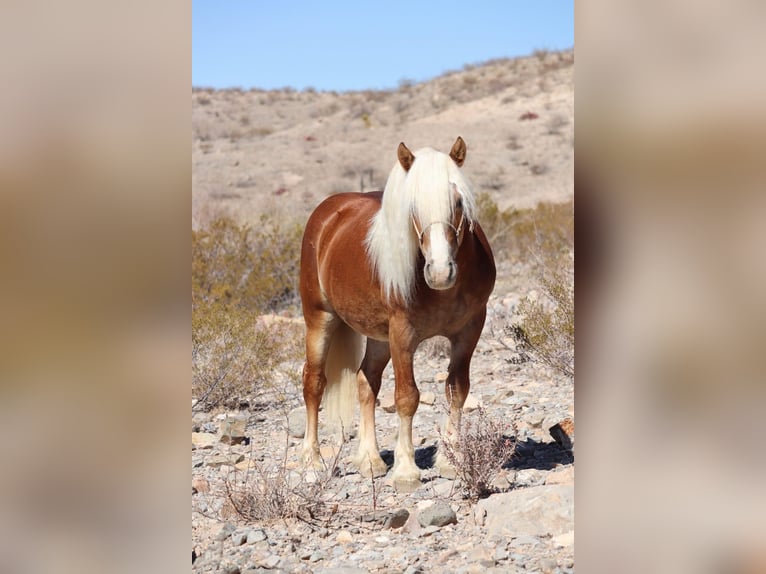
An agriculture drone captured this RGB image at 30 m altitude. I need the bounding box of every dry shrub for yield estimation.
[475,193,573,264]
[192,215,304,411]
[513,262,574,380]
[192,304,302,410]
[192,215,302,312]
[222,441,347,525]
[439,408,517,500]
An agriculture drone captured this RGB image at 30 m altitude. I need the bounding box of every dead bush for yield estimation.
[192,215,304,410]
[220,440,354,526]
[439,408,517,500]
[192,303,302,411]
[513,262,574,380]
[475,193,573,265]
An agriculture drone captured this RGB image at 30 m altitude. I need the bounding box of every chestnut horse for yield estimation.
[300,137,495,485]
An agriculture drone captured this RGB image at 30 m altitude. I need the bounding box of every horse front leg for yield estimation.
[436,309,486,478]
[352,339,390,478]
[389,318,421,485]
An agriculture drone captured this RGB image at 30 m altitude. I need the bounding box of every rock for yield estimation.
[234,458,253,471]
[220,415,248,445]
[335,529,353,544]
[513,468,544,487]
[553,530,575,547]
[231,531,248,546]
[216,522,236,541]
[477,485,574,538]
[417,501,457,527]
[246,529,267,544]
[206,453,245,468]
[192,432,217,449]
[259,554,281,569]
[221,563,241,574]
[383,508,410,529]
[419,391,436,405]
[545,465,574,485]
[435,372,448,382]
[549,418,574,450]
[288,407,307,438]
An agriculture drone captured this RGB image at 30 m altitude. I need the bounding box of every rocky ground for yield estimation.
[192,265,574,573]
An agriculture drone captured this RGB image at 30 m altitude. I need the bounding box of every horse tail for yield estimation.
[323,322,364,437]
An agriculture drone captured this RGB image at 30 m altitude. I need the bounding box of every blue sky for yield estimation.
[193,1,573,91]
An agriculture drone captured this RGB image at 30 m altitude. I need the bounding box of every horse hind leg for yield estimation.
[301,312,339,469]
[352,339,390,478]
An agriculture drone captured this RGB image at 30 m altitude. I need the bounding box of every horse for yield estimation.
[299,137,496,485]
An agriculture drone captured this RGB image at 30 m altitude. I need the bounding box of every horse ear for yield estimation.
[449,136,467,167]
[397,142,415,171]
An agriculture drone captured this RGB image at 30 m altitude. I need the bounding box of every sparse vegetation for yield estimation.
[192,215,304,411]
[475,193,573,263]
[439,408,517,500]
[511,254,574,380]
[221,440,345,524]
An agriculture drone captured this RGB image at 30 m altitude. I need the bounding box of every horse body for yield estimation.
[300,138,496,485]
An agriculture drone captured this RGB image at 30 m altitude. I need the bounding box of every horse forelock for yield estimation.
[365,148,476,306]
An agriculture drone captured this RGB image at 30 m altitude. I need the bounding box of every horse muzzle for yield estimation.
[424,260,457,290]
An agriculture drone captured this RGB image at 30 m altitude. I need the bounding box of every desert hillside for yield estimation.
[192,49,573,227]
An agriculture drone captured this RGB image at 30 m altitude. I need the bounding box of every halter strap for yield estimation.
[411,212,466,245]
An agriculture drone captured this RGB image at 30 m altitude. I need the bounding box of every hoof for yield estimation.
[391,477,422,493]
[391,464,422,486]
[353,453,388,478]
[302,449,324,471]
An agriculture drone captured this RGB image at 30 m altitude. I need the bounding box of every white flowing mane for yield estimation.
[365,147,477,306]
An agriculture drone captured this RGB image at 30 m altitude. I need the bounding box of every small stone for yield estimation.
[417,501,457,527]
[539,557,558,573]
[246,529,267,544]
[207,453,245,468]
[435,372,448,382]
[336,529,353,544]
[220,415,248,445]
[511,535,542,547]
[514,468,544,486]
[288,407,307,438]
[419,391,436,405]
[234,458,253,471]
[545,465,574,485]
[216,522,236,541]
[383,508,410,529]
[553,530,575,547]
[231,531,248,546]
[260,554,280,569]
[494,547,509,561]
[192,432,217,449]
[221,563,240,574]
